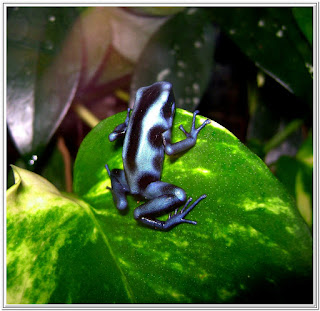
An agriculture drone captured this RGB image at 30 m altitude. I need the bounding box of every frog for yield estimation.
[106,81,210,231]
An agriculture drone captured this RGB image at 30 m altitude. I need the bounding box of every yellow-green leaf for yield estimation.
[7,166,132,304]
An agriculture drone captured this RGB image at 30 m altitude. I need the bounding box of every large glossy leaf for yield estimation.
[73,109,311,303]
[7,166,132,303]
[7,110,312,303]
[7,7,81,158]
[6,7,167,160]
[208,7,313,106]
[131,8,217,111]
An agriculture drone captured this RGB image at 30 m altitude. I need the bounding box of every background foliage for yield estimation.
[6,6,313,304]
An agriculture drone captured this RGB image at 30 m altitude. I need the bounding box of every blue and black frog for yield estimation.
[106,81,210,231]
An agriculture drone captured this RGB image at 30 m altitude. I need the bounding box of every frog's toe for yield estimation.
[181,218,197,225]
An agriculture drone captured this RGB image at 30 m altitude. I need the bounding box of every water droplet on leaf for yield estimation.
[48,15,56,22]
[177,60,186,68]
[194,41,202,48]
[192,97,200,105]
[28,155,38,166]
[187,8,197,15]
[192,83,200,93]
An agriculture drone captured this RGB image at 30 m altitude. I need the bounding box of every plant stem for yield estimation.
[73,103,100,128]
[115,89,130,102]
[57,136,73,193]
[263,119,303,154]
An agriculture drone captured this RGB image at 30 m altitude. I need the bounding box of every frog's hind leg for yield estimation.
[105,164,129,211]
[134,181,206,231]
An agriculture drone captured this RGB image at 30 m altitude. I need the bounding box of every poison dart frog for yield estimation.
[106,81,210,231]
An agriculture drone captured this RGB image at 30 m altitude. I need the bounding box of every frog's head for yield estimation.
[150,81,176,124]
[134,81,176,124]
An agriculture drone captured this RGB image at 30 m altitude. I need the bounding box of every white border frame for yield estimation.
[2,2,319,311]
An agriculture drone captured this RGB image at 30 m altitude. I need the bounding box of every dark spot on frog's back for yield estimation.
[138,173,158,190]
[153,155,163,171]
[148,125,166,148]
[124,133,140,171]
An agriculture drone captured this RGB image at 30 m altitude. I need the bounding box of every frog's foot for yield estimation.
[105,164,129,211]
[166,194,207,228]
[179,110,211,140]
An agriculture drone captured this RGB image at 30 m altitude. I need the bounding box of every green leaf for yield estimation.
[7,7,80,157]
[263,119,303,154]
[296,131,313,167]
[274,132,313,227]
[7,166,133,303]
[72,109,312,303]
[209,7,312,106]
[292,7,313,45]
[131,8,217,111]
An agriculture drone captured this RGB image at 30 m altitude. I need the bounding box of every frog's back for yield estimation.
[123,82,173,194]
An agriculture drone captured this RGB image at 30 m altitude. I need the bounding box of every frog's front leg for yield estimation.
[133,181,206,231]
[109,108,131,142]
[163,110,210,155]
[105,164,130,211]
